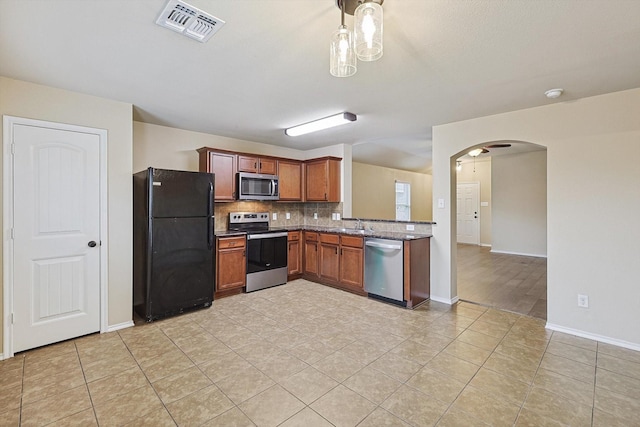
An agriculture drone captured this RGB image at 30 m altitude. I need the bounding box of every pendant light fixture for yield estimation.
[330,0,357,77]
[354,0,383,61]
[330,0,384,77]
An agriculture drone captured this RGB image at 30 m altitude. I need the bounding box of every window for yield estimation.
[395,181,411,221]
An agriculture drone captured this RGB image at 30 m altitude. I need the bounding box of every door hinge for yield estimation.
[10,143,15,155]
[10,228,14,239]
[11,313,14,324]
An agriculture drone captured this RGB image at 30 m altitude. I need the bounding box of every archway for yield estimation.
[453,141,548,318]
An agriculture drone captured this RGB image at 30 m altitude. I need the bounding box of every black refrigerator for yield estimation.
[133,168,215,321]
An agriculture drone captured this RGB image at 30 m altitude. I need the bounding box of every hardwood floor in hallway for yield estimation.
[457,244,547,319]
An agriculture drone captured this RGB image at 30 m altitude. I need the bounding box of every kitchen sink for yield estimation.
[329,227,373,235]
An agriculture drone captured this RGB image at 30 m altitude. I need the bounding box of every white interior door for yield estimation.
[457,182,480,245]
[11,122,101,353]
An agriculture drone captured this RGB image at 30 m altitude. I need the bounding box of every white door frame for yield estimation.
[456,181,481,245]
[3,115,109,359]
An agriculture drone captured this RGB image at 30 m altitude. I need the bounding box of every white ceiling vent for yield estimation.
[156,0,225,43]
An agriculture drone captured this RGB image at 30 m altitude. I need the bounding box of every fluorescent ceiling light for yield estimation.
[285,112,357,137]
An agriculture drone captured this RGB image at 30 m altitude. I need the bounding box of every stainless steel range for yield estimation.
[228,212,288,292]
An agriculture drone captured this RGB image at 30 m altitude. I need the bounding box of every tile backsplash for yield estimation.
[215,201,432,235]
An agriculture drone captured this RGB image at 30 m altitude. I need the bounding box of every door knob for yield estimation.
[88,241,97,247]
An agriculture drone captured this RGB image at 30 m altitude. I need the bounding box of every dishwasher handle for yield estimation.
[365,240,402,250]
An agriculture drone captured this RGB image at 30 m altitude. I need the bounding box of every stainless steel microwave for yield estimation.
[237,172,279,200]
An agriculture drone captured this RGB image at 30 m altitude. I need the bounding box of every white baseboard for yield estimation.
[479,243,492,247]
[430,295,458,305]
[0,353,4,360]
[546,323,640,352]
[106,320,134,333]
[490,249,547,258]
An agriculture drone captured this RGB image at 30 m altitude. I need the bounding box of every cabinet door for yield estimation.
[217,247,246,290]
[303,240,318,276]
[238,155,259,173]
[288,240,301,276]
[259,158,277,175]
[207,152,237,201]
[320,243,340,283]
[278,160,303,201]
[305,160,328,201]
[340,246,363,289]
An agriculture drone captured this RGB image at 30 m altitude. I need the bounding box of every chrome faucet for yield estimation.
[355,218,363,230]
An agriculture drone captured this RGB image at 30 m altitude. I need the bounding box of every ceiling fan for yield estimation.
[468,143,512,157]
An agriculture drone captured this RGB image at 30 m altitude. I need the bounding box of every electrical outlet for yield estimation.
[272,212,277,220]
[313,213,318,220]
[406,224,415,231]
[286,212,290,220]
[578,294,589,308]
[336,213,341,220]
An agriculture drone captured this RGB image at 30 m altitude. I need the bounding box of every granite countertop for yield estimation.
[216,226,431,241]
[299,226,431,241]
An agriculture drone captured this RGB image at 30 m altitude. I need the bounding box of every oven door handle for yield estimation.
[247,232,288,240]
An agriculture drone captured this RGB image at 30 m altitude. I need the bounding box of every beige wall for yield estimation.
[352,162,432,221]
[456,158,491,245]
[133,121,352,216]
[432,88,640,348]
[492,151,547,256]
[0,77,133,354]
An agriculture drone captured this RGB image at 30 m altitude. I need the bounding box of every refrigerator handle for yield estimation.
[208,182,213,217]
[208,181,214,250]
[208,216,214,250]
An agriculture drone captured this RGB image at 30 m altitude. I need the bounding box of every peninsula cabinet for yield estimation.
[287,231,302,280]
[277,159,304,201]
[305,157,341,202]
[238,155,277,175]
[303,231,319,278]
[216,236,246,293]
[197,148,237,201]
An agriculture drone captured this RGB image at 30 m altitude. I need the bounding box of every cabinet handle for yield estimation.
[335,247,338,255]
[255,162,258,169]
[324,193,327,200]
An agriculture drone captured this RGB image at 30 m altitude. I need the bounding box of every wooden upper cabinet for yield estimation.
[278,159,303,201]
[238,155,277,175]
[305,157,341,202]
[197,148,237,201]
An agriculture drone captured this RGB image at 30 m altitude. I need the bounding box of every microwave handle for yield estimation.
[271,179,278,196]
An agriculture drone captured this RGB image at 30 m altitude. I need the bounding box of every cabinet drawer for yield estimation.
[341,235,363,248]
[288,230,301,241]
[218,236,245,249]
[320,233,340,245]
[304,231,318,242]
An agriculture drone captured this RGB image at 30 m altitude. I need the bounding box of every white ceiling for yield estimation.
[1,0,639,173]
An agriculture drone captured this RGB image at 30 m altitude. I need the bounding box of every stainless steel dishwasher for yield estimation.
[364,238,404,303]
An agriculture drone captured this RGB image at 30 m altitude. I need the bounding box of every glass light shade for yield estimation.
[330,26,357,77]
[354,1,383,61]
[468,148,483,157]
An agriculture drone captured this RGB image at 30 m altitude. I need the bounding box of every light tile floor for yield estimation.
[2,279,640,426]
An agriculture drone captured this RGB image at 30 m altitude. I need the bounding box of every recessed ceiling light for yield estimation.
[544,88,564,99]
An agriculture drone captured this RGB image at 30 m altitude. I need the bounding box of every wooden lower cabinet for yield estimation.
[319,233,340,283]
[339,236,364,289]
[303,232,319,278]
[216,236,246,294]
[287,231,302,279]
[309,232,365,294]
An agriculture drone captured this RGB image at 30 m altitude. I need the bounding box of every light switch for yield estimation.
[437,198,445,209]
[481,201,489,207]
[272,213,277,220]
